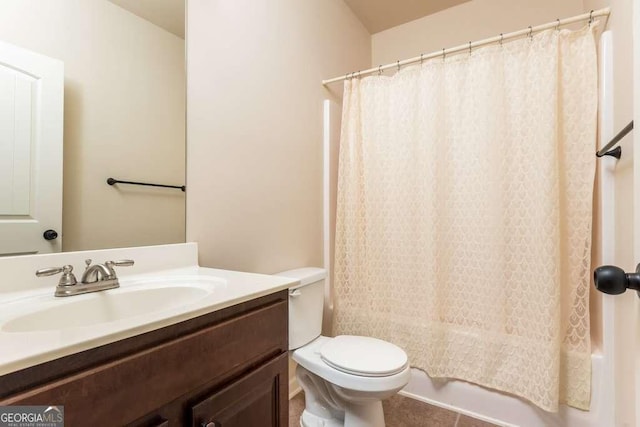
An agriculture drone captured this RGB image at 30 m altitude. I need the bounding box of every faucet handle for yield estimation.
[104,259,134,277]
[84,259,92,269]
[109,260,134,267]
[36,266,65,277]
[36,265,77,287]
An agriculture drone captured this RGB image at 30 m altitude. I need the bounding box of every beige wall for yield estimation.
[186,0,370,273]
[371,0,584,66]
[0,0,185,252]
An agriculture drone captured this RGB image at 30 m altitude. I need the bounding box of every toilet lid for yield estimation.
[320,335,408,377]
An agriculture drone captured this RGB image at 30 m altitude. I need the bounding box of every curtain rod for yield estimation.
[322,7,611,86]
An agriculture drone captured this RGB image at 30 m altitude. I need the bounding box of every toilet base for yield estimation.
[344,401,385,427]
[297,362,387,427]
[300,409,343,427]
[299,402,385,427]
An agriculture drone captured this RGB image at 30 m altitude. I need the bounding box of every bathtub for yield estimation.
[399,352,609,427]
[397,31,616,427]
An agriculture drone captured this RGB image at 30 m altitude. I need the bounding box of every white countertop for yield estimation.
[0,244,299,377]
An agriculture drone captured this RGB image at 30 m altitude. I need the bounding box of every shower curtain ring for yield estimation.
[420,53,424,65]
[528,26,533,40]
[589,10,594,26]
[397,60,400,71]
[556,18,561,31]
[499,33,503,46]
[442,48,446,62]
[378,65,382,76]
[468,41,472,55]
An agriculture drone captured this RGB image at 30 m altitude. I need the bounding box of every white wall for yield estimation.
[186,0,370,274]
[0,0,186,252]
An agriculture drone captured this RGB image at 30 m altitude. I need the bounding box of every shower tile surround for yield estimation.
[289,392,500,427]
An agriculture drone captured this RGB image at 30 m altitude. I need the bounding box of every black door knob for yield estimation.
[43,229,58,241]
[593,264,640,297]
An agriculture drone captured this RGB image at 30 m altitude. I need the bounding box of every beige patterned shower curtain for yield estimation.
[333,26,597,412]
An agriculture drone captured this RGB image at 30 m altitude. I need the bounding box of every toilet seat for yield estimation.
[320,335,408,377]
[293,336,411,394]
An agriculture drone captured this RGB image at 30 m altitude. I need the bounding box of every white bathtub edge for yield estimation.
[399,354,606,427]
[398,389,518,427]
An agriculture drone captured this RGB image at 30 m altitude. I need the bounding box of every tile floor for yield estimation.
[289,392,499,427]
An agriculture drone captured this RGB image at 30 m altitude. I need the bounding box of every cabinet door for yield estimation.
[192,353,288,427]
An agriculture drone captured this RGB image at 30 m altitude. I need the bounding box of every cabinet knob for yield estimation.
[202,423,218,427]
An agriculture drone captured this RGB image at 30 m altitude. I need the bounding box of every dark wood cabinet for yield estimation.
[0,291,289,427]
[191,353,288,427]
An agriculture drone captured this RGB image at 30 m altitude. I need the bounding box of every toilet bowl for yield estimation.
[277,268,411,427]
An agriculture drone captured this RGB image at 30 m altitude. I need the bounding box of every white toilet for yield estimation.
[277,268,411,427]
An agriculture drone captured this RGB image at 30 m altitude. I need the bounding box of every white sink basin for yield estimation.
[2,277,225,333]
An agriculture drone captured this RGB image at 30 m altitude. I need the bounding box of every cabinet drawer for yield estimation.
[191,353,288,427]
[1,300,287,427]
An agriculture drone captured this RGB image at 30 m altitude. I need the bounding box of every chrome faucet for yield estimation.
[36,259,134,297]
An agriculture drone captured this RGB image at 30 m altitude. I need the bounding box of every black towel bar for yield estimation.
[596,120,633,159]
[107,177,185,192]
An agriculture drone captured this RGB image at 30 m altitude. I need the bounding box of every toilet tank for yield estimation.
[276,267,326,350]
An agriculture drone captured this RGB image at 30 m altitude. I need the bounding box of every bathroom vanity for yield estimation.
[0,244,297,427]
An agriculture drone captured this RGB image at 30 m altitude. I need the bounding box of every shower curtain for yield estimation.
[333,26,597,412]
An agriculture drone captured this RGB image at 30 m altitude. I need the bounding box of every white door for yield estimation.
[0,40,63,255]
